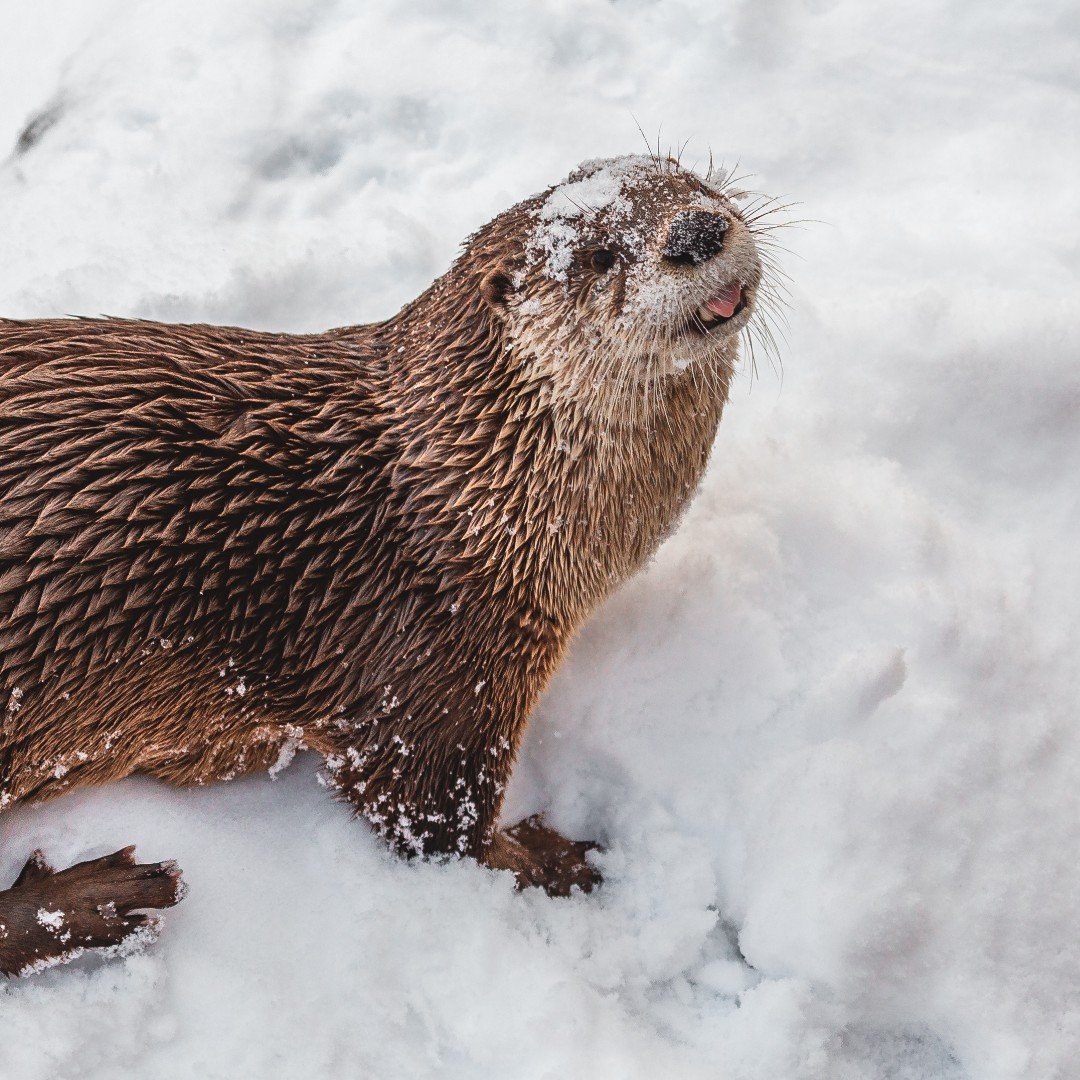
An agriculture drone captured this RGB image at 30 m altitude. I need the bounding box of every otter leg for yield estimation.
[0,847,183,977]
[326,732,601,896]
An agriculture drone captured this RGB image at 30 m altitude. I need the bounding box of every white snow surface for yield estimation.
[1,2,1078,1078]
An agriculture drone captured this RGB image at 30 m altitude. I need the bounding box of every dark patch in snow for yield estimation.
[14,102,63,157]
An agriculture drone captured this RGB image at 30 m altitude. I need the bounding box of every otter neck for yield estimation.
[376,284,728,633]
[551,370,726,623]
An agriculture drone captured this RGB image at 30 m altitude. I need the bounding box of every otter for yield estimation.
[0,154,766,977]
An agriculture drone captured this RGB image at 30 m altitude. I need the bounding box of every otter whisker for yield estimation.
[560,193,598,219]
[747,215,809,231]
[713,161,751,197]
[743,200,803,227]
[630,117,667,175]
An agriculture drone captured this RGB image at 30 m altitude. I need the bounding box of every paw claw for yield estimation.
[13,849,55,887]
[102,845,138,868]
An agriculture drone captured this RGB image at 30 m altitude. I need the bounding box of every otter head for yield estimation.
[468,154,769,420]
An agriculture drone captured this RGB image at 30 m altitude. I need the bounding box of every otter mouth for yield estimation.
[687,282,746,335]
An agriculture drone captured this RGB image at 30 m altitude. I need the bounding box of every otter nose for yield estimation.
[661,210,730,267]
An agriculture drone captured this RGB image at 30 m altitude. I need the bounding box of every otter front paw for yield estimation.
[0,846,184,977]
[485,815,601,897]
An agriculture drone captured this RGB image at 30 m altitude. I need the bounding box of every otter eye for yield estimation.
[589,248,616,274]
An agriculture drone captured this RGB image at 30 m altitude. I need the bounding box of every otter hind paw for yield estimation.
[0,846,184,977]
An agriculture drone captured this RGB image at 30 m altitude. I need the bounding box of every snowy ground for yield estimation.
[1,1,1078,1077]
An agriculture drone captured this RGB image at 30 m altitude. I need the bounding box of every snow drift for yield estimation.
[1,1,1078,1077]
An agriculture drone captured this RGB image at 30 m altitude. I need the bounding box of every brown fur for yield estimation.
[0,155,764,974]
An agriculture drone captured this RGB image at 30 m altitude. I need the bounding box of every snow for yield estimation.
[532,157,644,280]
[539,159,635,223]
[34,910,65,933]
[0,1,1078,1078]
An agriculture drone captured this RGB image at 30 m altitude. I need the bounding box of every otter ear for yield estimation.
[479,269,513,314]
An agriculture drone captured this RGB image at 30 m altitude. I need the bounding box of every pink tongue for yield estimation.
[705,283,742,319]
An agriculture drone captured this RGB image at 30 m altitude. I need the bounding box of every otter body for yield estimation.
[0,155,766,976]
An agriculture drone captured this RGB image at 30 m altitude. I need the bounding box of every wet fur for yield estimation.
[0,159,756,971]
